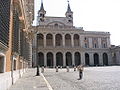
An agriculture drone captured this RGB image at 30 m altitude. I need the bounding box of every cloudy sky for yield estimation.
[34,0,120,46]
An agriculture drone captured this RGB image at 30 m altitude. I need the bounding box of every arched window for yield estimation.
[46,34,53,46]
[37,33,44,47]
[55,34,62,46]
[65,34,71,47]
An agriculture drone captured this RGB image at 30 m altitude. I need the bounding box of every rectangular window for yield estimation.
[0,56,4,73]
[13,60,16,70]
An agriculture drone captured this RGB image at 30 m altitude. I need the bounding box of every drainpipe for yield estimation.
[11,54,14,85]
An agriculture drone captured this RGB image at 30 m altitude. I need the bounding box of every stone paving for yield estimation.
[9,66,120,90]
[43,66,120,90]
[9,68,49,90]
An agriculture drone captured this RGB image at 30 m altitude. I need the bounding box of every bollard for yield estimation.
[66,66,69,72]
[56,66,58,72]
[41,66,44,73]
[74,66,76,71]
[36,65,40,76]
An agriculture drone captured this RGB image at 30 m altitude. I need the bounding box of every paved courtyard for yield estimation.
[9,66,120,90]
[44,66,120,90]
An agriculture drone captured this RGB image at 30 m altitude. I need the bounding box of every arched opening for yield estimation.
[85,53,90,66]
[38,52,44,67]
[0,55,5,73]
[74,34,79,46]
[65,34,71,47]
[103,53,108,65]
[47,52,53,67]
[94,53,99,66]
[56,52,63,66]
[55,34,62,46]
[46,34,53,46]
[75,52,81,66]
[37,33,44,47]
[66,52,72,66]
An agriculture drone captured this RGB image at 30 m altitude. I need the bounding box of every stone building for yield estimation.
[32,1,112,67]
[0,0,34,89]
[110,45,120,65]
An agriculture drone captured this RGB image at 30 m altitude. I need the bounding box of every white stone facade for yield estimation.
[32,1,112,67]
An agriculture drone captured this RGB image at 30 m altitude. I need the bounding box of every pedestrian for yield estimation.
[56,66,58,72]
[66,66,69,72]
[36,65,40,76]
[77,65,84,80]
[74,66,76,71]
[41,66,44,73]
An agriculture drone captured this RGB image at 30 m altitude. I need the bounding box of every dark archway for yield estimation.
[66,52,72,66]
[75,52,81,66]
[56,52,63,66]
[103,53,108,65]
[38,52,44,67]
[94,53,99,66]
[85,53,90,66]
[47,52,53,67]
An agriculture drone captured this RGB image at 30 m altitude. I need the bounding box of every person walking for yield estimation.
[77,65,84,80]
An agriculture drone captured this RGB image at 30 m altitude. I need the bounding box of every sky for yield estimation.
[33,0,120,46]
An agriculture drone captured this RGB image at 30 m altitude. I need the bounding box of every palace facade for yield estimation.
[32,1,112,67]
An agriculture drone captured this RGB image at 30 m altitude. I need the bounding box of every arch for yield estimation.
[47,52,53,67]
[66,52,72,66]
[38,52,44,67]
[74,34,79,46]
[85,53,90,66]
[94,53,99,66]
[46,34,53,46]
[75,52,81,66]
[37,33,44,46]
[103,53,108,65]
[55,34,62,46]
[65,34,71,47]
[56,52,63,66]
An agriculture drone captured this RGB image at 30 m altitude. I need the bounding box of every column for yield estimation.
[89,53,94,65]
[71,34,74,47]
[44,52,47,66]
[81,52,85,65]
[53,53,56,67]
[72,52,75,66]
[33,34,37,66]
[107,37,111,48]
[62,34,65,47]
[99,53,103,65]
[80,35,84,48]
[28,42,32,67]
[79,35,81,47]
[63,52,66,67]
[98,38,101,48]
[89,38,92,48]
[53,34,56,47]
[44,34,46,47]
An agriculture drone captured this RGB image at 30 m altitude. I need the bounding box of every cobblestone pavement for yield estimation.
[9,69,49,90]
[43,66,120,90]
